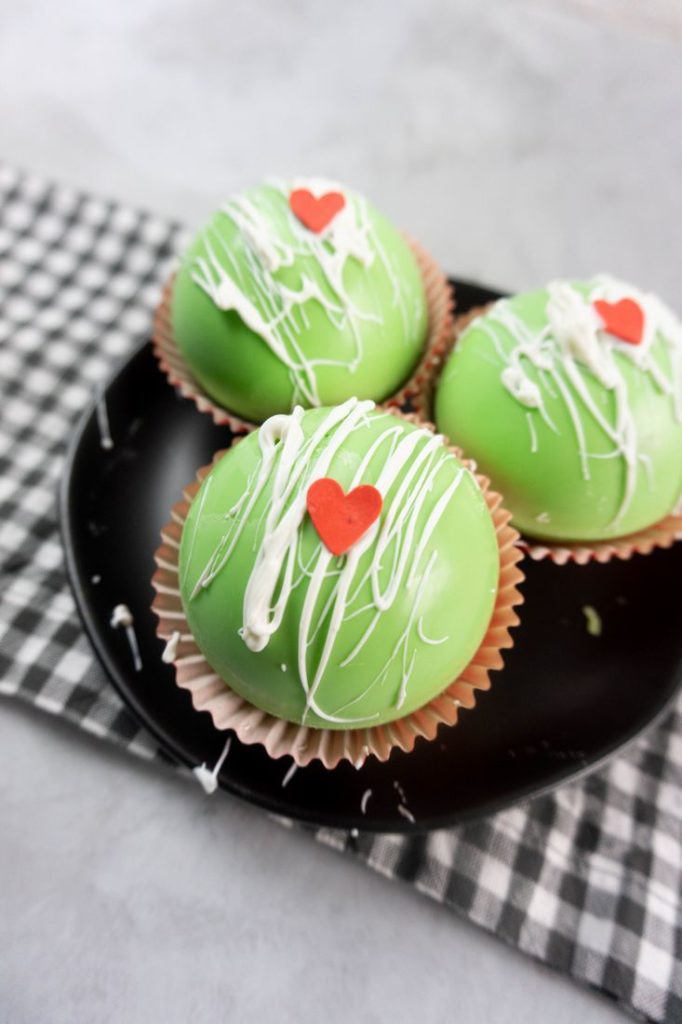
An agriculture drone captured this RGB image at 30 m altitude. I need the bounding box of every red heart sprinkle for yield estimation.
[593,298,644,346]
[289,189,346,233]
[306,478,382,556]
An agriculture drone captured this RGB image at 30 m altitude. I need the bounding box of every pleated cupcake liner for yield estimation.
[152,236,453,435]
[150,412,525,771]
[409,302,491,422]
[518,516,682,565]
[381,235,455,412]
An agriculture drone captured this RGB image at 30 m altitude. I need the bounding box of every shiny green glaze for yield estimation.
[435,282,682,542]
[171,182,428,422]
[179,408,499,729]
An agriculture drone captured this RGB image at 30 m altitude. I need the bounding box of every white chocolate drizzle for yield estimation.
[360,789,372,814]
[190,180,420,408]
[281,763,298,788]
[110,604,142,672]
[186,399,468,725]
[469,277,682,527]
[95,385,113,450]
[525,412,538,454]
[162,630,181,663]
[110,603,133,627]
[192,737,231,795]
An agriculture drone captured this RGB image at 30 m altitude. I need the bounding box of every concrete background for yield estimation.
[2,1,681,1021]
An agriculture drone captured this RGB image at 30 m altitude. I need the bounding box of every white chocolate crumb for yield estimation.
[162,630,181,663]
[110,603,133,628]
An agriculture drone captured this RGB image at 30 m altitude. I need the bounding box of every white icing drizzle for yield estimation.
[181,476,212,589]
[397,805,416,824]
[475,277,682,526]
[525,411,538,454]
[281,762,298,788]
[162,630,181,663]
[501,365,542,409]
[95,385,113,450]
[110,604,142,672]
[416,618,448,646]
[192,737,231,795]
[187,398,464,726]
[190,179,417,408]
[360,788,372,814]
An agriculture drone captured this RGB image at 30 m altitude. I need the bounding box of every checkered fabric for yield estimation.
[1,162,681,1024]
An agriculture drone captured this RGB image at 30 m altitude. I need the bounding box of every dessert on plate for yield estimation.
[153,398,523,767]
[434,276,682,552]
[154,178,452,427]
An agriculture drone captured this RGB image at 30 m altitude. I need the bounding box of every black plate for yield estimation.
[60,279,682,833]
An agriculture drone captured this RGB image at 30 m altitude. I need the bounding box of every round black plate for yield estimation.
[60,279,682,833]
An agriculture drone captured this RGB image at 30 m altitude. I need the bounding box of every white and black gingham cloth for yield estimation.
[1,161,681,1024]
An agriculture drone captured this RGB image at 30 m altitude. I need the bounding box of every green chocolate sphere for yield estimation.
[171,179,428,423]
[179,401,499,729]
[435,277,682,543]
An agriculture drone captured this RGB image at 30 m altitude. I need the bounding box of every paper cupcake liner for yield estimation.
[151,415,525,770]
[152,235,453,434]
[411,301,493,422]
[382,235,455,412]
[152,278,256,435]
[419,303,682,565]
[518,515,682,565]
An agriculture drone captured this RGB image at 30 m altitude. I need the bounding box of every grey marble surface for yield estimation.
[2,2,681,1021]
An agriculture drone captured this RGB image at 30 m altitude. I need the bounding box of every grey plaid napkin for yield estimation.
[1,161,681,1024]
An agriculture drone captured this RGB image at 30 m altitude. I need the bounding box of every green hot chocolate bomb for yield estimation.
[436,278,682,543]
[178,400,499,730]
[171,179,428,423]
